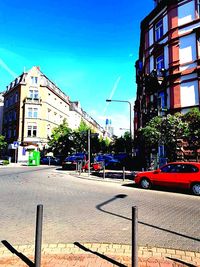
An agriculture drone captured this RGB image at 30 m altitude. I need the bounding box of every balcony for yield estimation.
[23,97,42,105]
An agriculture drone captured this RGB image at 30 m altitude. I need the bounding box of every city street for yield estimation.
[0,165,199,252]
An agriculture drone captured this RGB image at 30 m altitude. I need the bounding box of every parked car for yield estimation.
[94,154,121,169]
[40,156,60,165]
[134,162,200,195]
[82,160,103,172]
[62,154,86,170]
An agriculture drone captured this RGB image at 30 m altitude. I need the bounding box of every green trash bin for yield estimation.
[28,151,40,166]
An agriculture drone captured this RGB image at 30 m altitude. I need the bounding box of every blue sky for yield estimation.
[0,0,153,136]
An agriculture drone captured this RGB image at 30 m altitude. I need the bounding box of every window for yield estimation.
[15,92,18,102]
[161,164,174,173]
[31,76,38,85]
[155,19,163,41]
[13,110,17,120]
[9,96,13,106]
[5,99,8,108]
[28,107,38,118]
[13,129,16,137]
[29,89,39,99]
[156,54,164,70]
[181,164,198,173]
[198,0,200,16]
[8,129,12,138]
[8,112,12,122]
[27,125,37,137]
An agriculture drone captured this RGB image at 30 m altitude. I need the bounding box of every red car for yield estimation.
[134,162,200,195]
[82,161,103,172]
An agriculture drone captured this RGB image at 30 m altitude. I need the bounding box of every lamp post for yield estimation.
[106,99,132,156]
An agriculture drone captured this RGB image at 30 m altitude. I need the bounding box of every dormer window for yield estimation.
[155,19,163,41]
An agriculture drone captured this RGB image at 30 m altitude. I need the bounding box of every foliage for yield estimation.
[182,108,200,160]
[138,113,187,161]
[48,119,74,156]
[78,119,90,132]
[110,131,132,154]
[0,135,7,155]
[98,136,110,154]
[160,113,187,161]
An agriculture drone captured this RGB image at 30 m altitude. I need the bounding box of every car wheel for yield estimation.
[140,177,152,189]
[191,183,200,196]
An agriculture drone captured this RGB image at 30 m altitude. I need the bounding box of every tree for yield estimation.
[138,116,162,152]
[138,113,187,162]
[78,119,90,132]
[99,136,110,154]
[159,113,187,161]
[183,108,200,161]
[0,135,7,156]
[48,119,74,156]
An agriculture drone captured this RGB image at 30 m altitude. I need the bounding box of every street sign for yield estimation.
[13,141,20,148]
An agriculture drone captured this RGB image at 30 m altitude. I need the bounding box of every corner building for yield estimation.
[134,0,200,136]
[3,66,70,162]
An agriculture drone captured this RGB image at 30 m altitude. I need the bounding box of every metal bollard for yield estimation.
[103,166,105,179]
[34,204,43,267]
[123,167,125,181]
[79,162,81,175]
[132,206,138,267]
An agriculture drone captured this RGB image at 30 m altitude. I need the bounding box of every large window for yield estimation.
[27,125,37,137]
[155,19,163,41]
[156,54,164,70]
[29,89,39,99]
[28,107,38,118]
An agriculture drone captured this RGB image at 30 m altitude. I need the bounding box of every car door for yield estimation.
[172,164,199,189]
[151,164,175,186]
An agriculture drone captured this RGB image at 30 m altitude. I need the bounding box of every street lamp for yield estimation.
[106,99,132,156]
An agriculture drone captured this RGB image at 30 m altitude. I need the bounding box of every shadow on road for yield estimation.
[122,183,193,196]
[96,195,200,243]
[166,257,196,267]
[74,242,127,267]
[1,240,34,267]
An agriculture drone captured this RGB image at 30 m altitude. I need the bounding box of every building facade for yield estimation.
[134,0,200,136]
[2,66,105,162]
[69,101,105,137]
[3,66,71,161]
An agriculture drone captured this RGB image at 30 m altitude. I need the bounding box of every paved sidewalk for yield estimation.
[0,243,200,267]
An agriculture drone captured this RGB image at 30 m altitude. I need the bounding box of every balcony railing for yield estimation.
[23,97,42,104]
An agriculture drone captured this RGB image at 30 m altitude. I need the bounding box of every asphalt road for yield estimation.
[0,165,199,252]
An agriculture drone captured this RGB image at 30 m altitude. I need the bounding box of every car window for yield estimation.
[181,164,199,173]
[161,164,174,173]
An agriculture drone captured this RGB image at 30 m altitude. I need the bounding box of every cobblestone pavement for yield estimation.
[0,243,200,267]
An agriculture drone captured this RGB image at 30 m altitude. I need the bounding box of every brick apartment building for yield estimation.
[134,0,200,135]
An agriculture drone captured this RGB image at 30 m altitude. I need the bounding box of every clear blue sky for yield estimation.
[0,0,153,136]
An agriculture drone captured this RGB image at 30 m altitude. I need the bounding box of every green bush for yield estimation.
[3,160,9,165]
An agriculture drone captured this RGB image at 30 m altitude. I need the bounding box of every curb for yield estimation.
[56,169,135,184]
[0,243,199,266]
